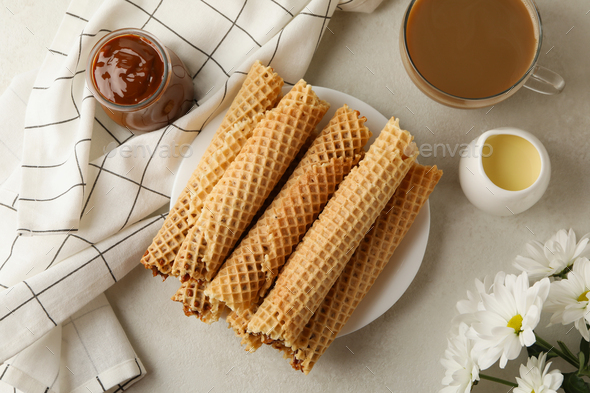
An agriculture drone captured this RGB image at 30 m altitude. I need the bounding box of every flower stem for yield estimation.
[535,334,579,368]
[479,373,518,387]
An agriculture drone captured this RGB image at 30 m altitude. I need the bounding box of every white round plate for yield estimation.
[171,86,431,337]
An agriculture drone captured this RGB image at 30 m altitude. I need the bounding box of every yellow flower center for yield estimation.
[507,314,523,334]
[578,290,590,302]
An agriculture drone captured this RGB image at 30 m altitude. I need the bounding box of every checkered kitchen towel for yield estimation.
[0,0,383,391]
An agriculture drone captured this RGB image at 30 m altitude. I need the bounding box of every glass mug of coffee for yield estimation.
[400,0,565,109]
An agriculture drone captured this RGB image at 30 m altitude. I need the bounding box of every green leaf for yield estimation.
[559,340,581,366]
[562,372,590,393]
[553,269,570,280]
[527,343,558,360]
[580,352,586,372]
[581,337,590,367]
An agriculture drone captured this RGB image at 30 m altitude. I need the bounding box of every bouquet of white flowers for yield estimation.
[441,229,590,393]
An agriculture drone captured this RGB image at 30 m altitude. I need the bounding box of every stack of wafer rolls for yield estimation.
[279,163,443,373]
[209,106,371,308]
[172,105,371,323]
[140,61,283,278]
[172,80,329,283]
[246,117,419,349]
[140,59,444,373]
[225,116,421,350]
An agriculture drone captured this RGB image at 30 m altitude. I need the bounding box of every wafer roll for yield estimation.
[171,280,225,324]
[287,163,443,373]
[227,306,263,352]
[206,106,371,313]
[211,60,284,140]
[140,61,282,278]
[173,81,329,282]
[249,129,318,229]
[187,61,286,224]
[246,117,419,348]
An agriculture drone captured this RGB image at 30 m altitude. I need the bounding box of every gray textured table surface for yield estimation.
[2,0,589,392]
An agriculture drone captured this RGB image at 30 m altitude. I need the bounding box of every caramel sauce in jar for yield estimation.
[87,29,194,132]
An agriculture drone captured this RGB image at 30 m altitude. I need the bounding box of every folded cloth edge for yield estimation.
[69,358,146,393]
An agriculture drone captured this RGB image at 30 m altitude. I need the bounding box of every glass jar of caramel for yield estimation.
[86,28,194,132]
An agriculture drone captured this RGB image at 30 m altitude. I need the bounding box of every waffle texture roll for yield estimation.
[226,306,264,352]
[172,80,329,282]
[171,280,225,324]
[287,163,443,373]
[246,116,419,348]
[140,61,283,278]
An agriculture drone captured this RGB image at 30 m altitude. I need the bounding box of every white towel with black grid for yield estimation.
[0,0,383,392]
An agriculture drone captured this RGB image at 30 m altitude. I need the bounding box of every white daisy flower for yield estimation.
[456,276,491,315]
[514,228,590,280]
[514,353,563,393]
[440,323,479,393]
[469,271,550,370]
[450,276,491,335]
[545,257,590,341]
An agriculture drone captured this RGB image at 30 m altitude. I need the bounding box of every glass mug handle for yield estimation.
[523,65,565,95]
